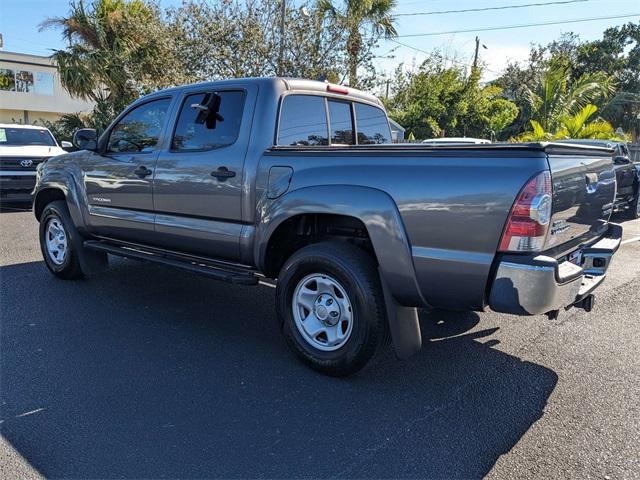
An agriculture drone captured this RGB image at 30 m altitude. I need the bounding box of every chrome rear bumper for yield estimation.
[489,223,622,315]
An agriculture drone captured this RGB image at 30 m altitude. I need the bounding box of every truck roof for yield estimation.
[142,77,383,106]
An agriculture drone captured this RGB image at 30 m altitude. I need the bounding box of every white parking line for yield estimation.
[621,236,640,245]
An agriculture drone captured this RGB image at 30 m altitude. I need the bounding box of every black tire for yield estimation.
[39,200,85,280]
[276,241,388,376]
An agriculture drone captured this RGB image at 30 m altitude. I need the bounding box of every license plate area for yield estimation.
[568,249,583,266]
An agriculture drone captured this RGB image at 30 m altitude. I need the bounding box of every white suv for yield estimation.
[0,123,71,202]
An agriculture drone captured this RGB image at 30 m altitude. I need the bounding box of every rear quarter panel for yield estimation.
[256,149,548,310]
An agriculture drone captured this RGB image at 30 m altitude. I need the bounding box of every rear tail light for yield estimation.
[498,171,552,252]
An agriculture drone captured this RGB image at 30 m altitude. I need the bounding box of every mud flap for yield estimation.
[379,268,422,360]
[63,212,109,275]
[77,245,109,275]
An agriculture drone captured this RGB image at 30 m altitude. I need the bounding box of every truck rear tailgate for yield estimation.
[544,144,616,257]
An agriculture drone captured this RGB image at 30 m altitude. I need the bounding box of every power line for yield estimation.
[397,13,640,38]
[396,0,591,17]
[387,38,501,75]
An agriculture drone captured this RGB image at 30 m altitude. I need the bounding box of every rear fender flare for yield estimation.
[255,185,427,307]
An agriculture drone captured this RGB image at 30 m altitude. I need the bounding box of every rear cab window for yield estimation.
[277,94,390,146]
[278,95,328,146]
[354,103,391,144]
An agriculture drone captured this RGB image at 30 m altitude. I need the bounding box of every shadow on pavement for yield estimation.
[611,211,637,224]
[0,259,557,479]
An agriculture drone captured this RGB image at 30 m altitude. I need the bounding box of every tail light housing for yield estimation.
[499,171,553,252]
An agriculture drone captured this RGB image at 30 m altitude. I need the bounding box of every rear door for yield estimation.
[545,148,616,255]
[152,86,254,260]
[83,96,173,243]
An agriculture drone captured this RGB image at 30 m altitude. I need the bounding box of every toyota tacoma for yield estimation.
[32,78,622,375]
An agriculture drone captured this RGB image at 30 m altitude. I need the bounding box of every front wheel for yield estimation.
[276,241,388,376]
[39,200,84,280]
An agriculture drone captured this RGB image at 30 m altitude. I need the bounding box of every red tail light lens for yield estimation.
[499,171,552,252]
[326,84,349,94]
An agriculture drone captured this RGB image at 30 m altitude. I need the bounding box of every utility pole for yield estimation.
[472,36,480,70]
[278,0,286,76]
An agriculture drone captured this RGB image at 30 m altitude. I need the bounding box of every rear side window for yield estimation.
[328,100,354,145]
[108,98,171,153]
[172,91,245,151]
[355,103,391,144]
[278,95,328,146]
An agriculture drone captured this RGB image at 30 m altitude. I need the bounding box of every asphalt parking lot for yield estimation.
[1,203,638,479]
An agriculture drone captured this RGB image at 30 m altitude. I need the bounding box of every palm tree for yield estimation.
[554,104,618,140]
[41,0,182,114]
[318,0,397,88]
[514,104,622,142]
[524,64,616,132]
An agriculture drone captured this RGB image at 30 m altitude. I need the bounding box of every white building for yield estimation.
[0,51,93,124]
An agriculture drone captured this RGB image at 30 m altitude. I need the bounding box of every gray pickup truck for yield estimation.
[33,78,622,376]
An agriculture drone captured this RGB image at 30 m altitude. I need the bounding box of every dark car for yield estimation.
[562,139,639,218]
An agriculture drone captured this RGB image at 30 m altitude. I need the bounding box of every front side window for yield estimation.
[0,127,56,146]
[328,100,354,145]
[355,103,391,145]
[172,91,245,151]
[278,95,328,146]
[107,98,171,153]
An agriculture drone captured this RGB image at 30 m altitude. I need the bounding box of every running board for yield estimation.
[84,240,258,285]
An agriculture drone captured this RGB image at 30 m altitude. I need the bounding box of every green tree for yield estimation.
[523,64,615,132]
[575,22,640,141]
[385,59,518,140]
[496,24,639,140]
[515,104,623,141]
[318,0,397,88]
[167,0,349,83]
[41,0,187,129]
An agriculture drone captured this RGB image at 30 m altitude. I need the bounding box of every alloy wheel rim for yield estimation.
[292,273,354,351]
[45,217,68,265]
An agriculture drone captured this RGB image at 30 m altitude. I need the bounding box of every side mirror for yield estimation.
[73,128,98,151]
[60,140,73,149]
[614,155,629,165]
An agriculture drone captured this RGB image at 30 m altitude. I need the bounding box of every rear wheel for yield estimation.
[39,200,84,280]
[276,241,388,376]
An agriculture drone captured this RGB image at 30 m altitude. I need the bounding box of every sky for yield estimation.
[0,0,638,81]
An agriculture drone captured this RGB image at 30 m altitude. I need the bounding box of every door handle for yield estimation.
[211,166,236,180]
[134,165,153,178]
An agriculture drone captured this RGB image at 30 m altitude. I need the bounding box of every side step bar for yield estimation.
[84,240,258,285]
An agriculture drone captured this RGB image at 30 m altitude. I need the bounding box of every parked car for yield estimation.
[561,139,639,218]
[32,78,622,375]
[421,137,491,146]
[0,123,72,202]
